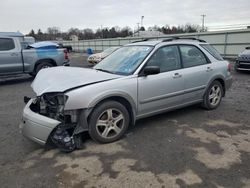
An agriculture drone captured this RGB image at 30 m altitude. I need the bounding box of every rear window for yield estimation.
[0,38,15,51]
[200,44,224,61]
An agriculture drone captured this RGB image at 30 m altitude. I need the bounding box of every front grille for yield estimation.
[238,61,250,69]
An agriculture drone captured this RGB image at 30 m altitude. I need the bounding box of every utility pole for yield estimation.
[201,14,206,32]
[141,16,144,28]
[137,23,140,37]
[101,25,104,38]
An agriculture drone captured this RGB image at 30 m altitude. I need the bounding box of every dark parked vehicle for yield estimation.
[235,47,250,71]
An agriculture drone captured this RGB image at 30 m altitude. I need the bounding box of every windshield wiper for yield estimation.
[95,68,114,74]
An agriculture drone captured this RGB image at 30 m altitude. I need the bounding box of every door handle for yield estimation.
[10,53,19,56]
[173,73,182,78]
[206,66,213,72]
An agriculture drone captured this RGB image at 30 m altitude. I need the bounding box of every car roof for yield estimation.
[125,38,208,47]
[0,32,24,37]
[126,40,161,46]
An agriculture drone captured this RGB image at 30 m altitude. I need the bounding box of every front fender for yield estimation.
[88,91,136,109]
[65,89,137,113]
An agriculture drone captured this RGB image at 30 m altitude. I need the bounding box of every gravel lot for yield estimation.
[0,54,250,188]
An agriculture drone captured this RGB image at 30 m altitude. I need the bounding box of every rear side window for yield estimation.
[179,45,208,68]
[200,44,224,61]
[0,38,15,51]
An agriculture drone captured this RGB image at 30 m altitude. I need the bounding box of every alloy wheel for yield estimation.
[208,85,222,106]
[96,108,125,139]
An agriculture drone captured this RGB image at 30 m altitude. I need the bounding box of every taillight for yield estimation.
[227,62,232,72]
[64,49,69,60]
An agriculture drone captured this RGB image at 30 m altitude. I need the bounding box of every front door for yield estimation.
[137,45,185,117]
[0,37,23,75]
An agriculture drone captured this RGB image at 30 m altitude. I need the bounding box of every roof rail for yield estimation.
[131,38,149,43]
[161,38,174,42]
[162,37,206,43]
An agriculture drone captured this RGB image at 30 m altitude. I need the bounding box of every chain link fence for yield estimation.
[62,29,250,58]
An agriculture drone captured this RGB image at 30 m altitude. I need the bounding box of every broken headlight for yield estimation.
[39,92,68,121]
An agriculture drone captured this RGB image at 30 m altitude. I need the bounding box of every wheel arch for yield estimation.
[88,94,137,127]
[34,58,57,72]
[214,78,225,96]
[206,76,226,97]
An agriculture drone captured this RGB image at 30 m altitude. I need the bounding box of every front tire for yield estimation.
[88,101,130,143]
[202,81,223,110]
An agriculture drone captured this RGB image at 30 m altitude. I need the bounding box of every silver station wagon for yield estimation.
[20,37,232,151]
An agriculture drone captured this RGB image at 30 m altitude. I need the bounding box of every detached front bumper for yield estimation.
[19,99,61,145]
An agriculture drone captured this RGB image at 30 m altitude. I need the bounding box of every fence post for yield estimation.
[94,40,96,52]
[102,39,104,51]
[88,40,90,53]
[224,33,228,58]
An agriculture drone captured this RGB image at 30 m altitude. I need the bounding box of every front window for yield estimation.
[147,45,181,73]
[94,46,153,75]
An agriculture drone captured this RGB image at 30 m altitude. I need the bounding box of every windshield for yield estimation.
[94,46,153,75]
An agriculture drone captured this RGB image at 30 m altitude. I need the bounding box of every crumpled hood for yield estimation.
[32,66,122,96]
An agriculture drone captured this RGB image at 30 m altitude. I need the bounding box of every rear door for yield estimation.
[0,37,23,75]
[178,44,213,102]
[137,45,185,117]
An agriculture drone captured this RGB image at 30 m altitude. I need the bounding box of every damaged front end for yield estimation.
[27,92,83,152]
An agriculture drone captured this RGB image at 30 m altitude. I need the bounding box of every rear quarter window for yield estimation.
[0,38,15,51]
[200,44,224,61]
[179,45,208,68]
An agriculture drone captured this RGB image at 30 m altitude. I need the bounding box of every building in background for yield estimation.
[70,35,79,41]
[134,30,165,37]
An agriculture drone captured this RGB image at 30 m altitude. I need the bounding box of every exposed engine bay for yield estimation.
[26,93,85,152]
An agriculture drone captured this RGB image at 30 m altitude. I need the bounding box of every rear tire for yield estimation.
[202,81,223,110]
[88,101,130,143]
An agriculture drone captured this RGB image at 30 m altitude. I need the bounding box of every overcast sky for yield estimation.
[1,0,250,34]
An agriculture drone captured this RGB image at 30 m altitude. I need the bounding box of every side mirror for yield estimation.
[143,66,160,76]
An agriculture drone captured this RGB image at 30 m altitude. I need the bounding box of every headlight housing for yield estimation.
[37,92,68,121]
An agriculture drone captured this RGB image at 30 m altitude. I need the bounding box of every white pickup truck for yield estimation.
[0,36,70,76]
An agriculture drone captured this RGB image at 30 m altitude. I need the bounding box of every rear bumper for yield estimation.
[19,99,61,145]
[225,75,233,91]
